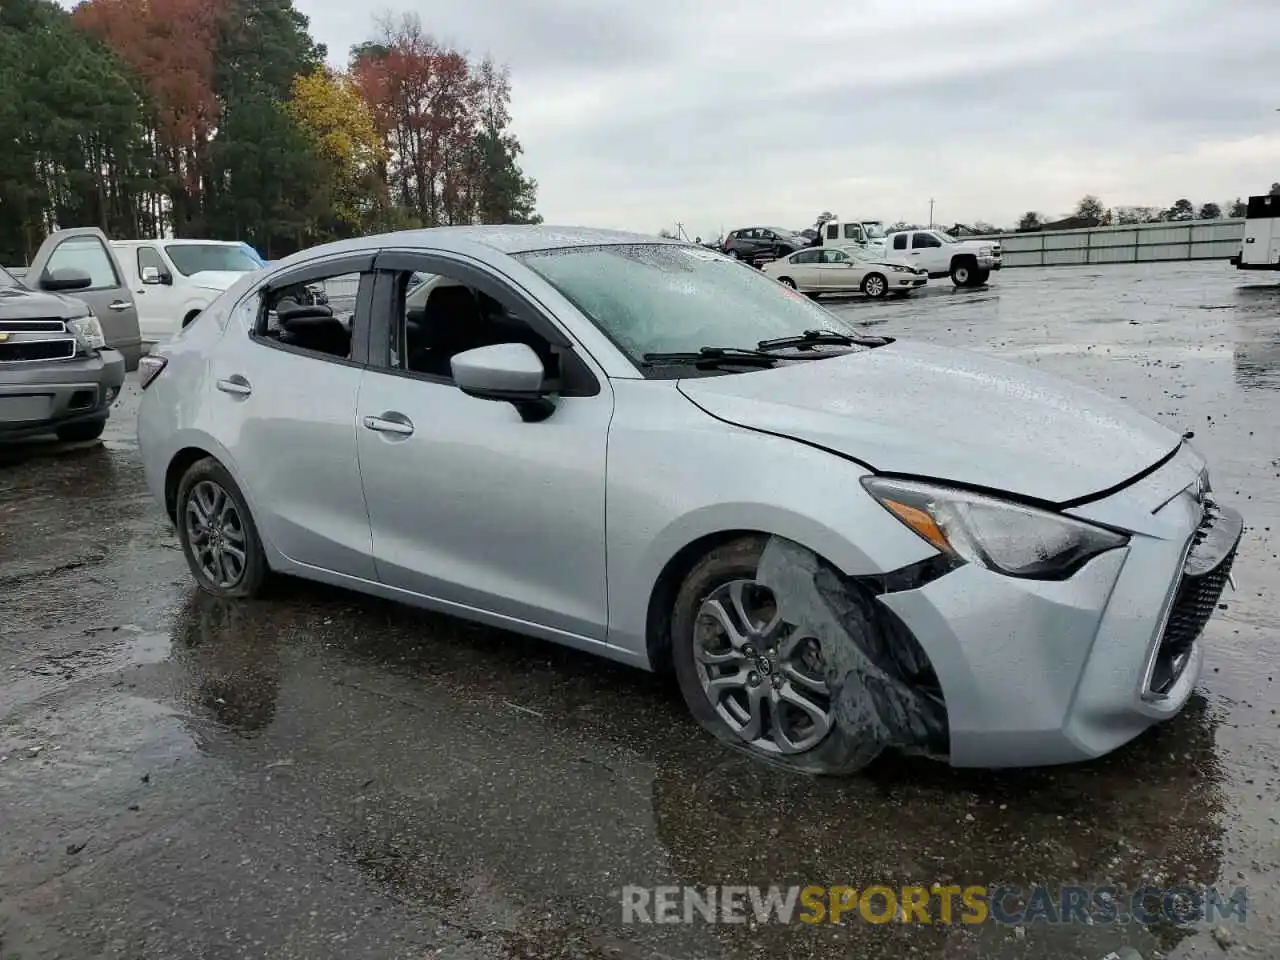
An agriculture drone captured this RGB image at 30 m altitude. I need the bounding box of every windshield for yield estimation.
[164,244,262,276]
[863,223,886,239]
[0,265,16,288]
[515,243,862,365]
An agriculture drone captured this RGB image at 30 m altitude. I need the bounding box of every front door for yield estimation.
[355,254,613,640]
[131,244,185,341]
[816,249,859,290]
[211,256,377,581]
[26,227,143,369]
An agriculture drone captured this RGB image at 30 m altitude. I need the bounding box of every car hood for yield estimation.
[0,284,88,320]
[187,269,254,291]
[676,340,1182,505]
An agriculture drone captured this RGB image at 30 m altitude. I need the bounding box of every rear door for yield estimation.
[26,228,143,370]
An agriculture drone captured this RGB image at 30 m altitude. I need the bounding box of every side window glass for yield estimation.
[393,267,557,384]
[137,246,167,278]
[821,249,846,264]
[46,236,120,289]
[893,234,907,250]
[825,224,838,240]
[913,233,939,249]
[843,223,863,241]
[255,270,362,362]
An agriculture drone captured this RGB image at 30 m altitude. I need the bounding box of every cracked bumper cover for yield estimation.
[870,469,1239,768]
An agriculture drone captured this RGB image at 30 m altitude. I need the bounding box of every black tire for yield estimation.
[670,536,886,775]
[974,268,991,286]
[175,457,269,599]
[861,272,888,298]
[726,249,740,260]
[55,418,106,442]
[950,259,977,287]
[778,276,797,288]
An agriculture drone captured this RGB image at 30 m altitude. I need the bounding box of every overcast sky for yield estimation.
[300,0,1278,237]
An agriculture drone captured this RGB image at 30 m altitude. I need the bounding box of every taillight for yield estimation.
[138,354,167,389]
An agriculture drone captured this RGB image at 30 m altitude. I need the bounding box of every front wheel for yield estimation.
[778,277,797,289]
[671,536,893,775]
[950,260,976,287]
[974,268,991,286]
[726,249,740,260]
[175,457,269,599]
[861,273,888,298]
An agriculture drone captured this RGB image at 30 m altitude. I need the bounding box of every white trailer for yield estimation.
[1231,194,1280,272]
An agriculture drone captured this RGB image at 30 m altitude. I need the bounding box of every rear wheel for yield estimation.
[55,418,106,442]
[861,273,888,298]
[671,536,888,775]
[175,457,268,599]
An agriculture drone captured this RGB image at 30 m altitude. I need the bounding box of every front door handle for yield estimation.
[108,300,131,311]
[363,414,414,436]
[216,376,252,396]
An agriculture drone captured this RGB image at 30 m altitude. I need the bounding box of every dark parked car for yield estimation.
[721,227,804,265]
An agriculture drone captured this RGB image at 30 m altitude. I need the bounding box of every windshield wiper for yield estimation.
[756,329,891,351]
[641,346,781,368]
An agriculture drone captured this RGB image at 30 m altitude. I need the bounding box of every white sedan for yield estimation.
[762,246,927,298]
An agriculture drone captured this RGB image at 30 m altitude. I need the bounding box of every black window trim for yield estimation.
[48,235,122,292]
[365,248,601,398]
[246,251,377,368]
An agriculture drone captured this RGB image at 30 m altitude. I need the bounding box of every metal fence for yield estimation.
[992,218,1244,267]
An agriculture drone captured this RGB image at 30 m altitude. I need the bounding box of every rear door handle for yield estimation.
[216,376,252,396]
[108,300,131,311]
[363,414,414,436]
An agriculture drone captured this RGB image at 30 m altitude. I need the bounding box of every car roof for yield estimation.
[111,239,243,247]
[295,225,674,261]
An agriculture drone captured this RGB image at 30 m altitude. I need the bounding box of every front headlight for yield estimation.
[861,477,1129,580]
[66,314,105,351]
[891,265,912,273]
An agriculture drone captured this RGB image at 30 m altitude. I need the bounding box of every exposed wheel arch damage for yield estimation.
[653,532,950,766]
[165,446,216,522]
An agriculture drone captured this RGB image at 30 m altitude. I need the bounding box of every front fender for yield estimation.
[602,382,937,662]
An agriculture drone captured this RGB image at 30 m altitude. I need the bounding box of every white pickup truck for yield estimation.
[883,229,1001,287]
[111,239,265,341]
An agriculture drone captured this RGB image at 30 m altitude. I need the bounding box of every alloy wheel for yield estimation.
[692,579,834,754]
[865,275,886,297]
[184,480,248,589]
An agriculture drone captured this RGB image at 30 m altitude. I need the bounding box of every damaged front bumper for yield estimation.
[869,449,1240,768]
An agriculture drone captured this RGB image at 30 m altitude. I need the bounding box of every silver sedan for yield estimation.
[136,227,1241,774]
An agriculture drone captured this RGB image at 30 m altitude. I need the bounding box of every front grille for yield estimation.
[1147,502,1240,696]
[0,318,64,333]
[0,338,76,362]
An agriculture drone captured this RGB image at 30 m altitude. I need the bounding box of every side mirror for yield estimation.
[40,267,92,292]
[451,342,556,422]
[140,265,169,285]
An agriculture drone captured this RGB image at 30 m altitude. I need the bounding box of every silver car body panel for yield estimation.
[137,225,1234,768]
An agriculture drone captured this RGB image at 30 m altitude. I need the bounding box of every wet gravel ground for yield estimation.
[1,261,1278,960]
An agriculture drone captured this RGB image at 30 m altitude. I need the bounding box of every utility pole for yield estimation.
[928,199,935,228]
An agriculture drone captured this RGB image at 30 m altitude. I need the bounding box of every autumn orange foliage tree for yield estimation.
[0,0,539,261]
[72,0,228,232]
